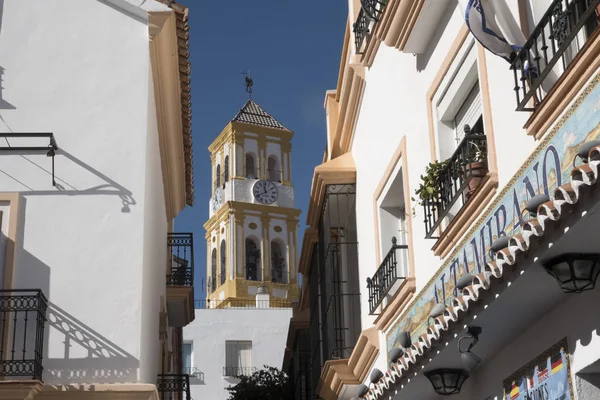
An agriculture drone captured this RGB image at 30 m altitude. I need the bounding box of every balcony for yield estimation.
[353,0,388,54]
[421,129,488,238]
[157,374,190,400]
[0,289,48,381]
[223,366,257,377]
[367,238,409,315]
[195,298,293,309]
[166,233,195,327]
[510,0,600,111]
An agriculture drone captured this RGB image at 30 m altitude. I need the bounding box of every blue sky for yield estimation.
[174,1,348,297]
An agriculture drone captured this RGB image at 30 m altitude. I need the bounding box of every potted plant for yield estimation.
[462,139,488,200]
[413,159,448,208]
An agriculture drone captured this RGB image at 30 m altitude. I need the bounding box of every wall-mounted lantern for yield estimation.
[542,253,600,293]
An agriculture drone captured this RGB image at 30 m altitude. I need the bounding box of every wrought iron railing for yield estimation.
[0,289,48,381]
[353,0,388,54]
[510,0,600,111]
[167,233,194,287]
[423,132,488,238]
[223,366,257,377]
[194,298,293,309]
[367,238,408,314]
[157,374,190,400]
[323,293,361,359]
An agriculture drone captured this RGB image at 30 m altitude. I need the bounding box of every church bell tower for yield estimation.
[204,99,300,306]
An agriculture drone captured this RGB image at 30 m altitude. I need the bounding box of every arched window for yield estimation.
[268,155,281,182]
[215,164,221,190]
[210,248,217,292]
[245,153,256,179]
[245,238,261,281]
[220,240,226,286]
[223,155,229,188]
[270,241,286,283]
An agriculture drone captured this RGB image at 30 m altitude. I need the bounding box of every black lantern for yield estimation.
[424,368,469,395]
[542,253,600,293]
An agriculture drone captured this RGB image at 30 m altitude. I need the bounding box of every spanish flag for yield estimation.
[551,353,564,374]
[510,381,520,400]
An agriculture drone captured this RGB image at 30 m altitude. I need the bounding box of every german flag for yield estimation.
[510,381,520,400]
[551,353,564,374]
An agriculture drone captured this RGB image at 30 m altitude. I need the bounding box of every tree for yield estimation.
[227,366,292,400]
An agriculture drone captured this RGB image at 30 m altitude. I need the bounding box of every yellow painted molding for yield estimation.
[149,11,187,220]
[306,153,356,228]
[317,327,380,399]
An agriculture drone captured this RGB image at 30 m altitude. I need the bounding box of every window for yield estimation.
[424,37,490,237]
[183,342,193,374]
[370,162,410,314]
[245,238,261,281]
[225,341,252,377]
[245,153,256,179]
[220,240,226,286]
[211,249,217,292]
[270,240,286,283]
[267,155,281,182]
[223,155,229,187]
[215,164,221,190]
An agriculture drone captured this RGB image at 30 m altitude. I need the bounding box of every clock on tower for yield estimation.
[203,99,300,307]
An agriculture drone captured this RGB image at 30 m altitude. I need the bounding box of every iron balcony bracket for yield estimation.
[0,133,58,186]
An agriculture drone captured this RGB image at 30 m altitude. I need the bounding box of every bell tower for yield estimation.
[204,99,300,307]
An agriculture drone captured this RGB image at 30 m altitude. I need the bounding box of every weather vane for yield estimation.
[241,71,253,98]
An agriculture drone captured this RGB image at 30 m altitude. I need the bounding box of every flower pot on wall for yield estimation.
[463,161,488,200]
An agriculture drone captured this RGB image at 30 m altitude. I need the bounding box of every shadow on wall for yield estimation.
[1,148,136,213]
[44,302,139,384]
[416,1,458,72]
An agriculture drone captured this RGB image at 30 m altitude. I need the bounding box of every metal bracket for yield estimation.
[0,133,58,186]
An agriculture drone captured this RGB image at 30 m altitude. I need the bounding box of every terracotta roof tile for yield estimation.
[155,0,194,206]
[365,143,600,399]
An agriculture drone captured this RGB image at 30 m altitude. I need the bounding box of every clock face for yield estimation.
[212,188,223,212]
[252,180,278,205]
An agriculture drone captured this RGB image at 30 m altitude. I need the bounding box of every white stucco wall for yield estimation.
[183,307,292,400]
[139,69,168,383]
[0,0,171,384]
[350,2,537,333]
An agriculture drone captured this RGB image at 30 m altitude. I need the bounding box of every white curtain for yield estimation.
[226,341,252,370]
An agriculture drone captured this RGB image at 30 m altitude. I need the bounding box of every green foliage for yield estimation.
[227,366,291,400]
[413,159,448,205]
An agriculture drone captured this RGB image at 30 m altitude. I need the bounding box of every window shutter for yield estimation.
[454,83,482,141]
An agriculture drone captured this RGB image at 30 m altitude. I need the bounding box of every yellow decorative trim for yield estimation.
[317,327,380,399]
[149,12,187,219]
[306,153,356,228]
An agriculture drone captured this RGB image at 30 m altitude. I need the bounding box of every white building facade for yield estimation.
[285,1,600,399]
[183,297,293,400]
[0,1,196,400]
